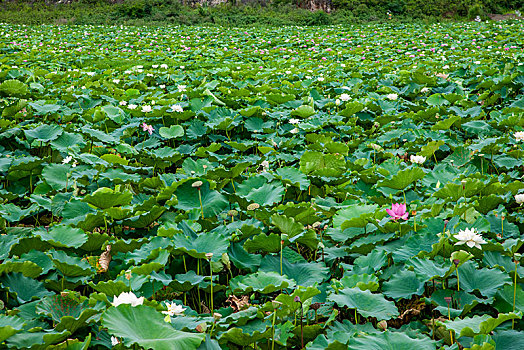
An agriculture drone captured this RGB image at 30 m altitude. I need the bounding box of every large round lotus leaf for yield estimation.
[236,177,285,207]
[49,250,94,277]
[0,260,42,278]
[6,330,71,349]
[0,272,53,303]
[102,304,205,350]
[348,331,436,350]
[172,232,229,261]
[439,313,521,338]
[259,255,328,287]
[376,167,426,190]
[229,271,296,294]
[299,151,346,177]
[382,270,425,300]
[492,330,524,350]
[83,187,133,209]
[175,181,228,217]
[458,261,511,298]
[37,225,88,249]
[24,124,63,142]
[291,105,315,118]
[0,315,25,342]
[426,289,485,318]
[332,204,378,229]
[328,287,399,320]
[0,79,28,97]
[159,125,184,139]
[218,319,271,346]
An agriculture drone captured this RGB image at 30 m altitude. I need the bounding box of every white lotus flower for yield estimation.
[128,104,137,110]
[386,93,398,100]
[410,155,426,164]
[177,84,187,92]
[515,193,524,205]
[261,160,269,171]
[119,100,127,106]
[112,79,120,84]
[514,131,524,142]
[421,87,430,93]
[289,118,300,125]
[160,64,168,69]
[112,292,144,307]
[290,128,299,134]
[62,156,72,164]
[141,105,152,113]
[317,77,324,82]
[152,64,159,68]
[340,93,351,101]
[171,104,183,113]
[454,228,486,249]
[111,336,120,346]
[162,301,185,322]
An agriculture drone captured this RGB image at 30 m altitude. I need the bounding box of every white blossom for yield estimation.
[171,104,183,113]
[454,228,486,249]
[410,155,426,164]
[515,193,524,205]
[386,93,398,100]
[141,105,152,113]
[514,131,524,142]
[340,93,351,101]
[112,292,144,307]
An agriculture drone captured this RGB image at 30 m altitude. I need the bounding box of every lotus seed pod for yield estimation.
[192,180,203,188]
[227,210,239,217]
[247,203,260,211]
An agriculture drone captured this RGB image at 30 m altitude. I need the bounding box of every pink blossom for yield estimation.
[386,203,409,221]
[142,123,154,135]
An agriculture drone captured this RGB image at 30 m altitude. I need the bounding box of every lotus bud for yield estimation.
[453,259,460,267]
[294,296,301,303]
[205,253,213,260]
[213,312,222,321]
[377,320,388,331]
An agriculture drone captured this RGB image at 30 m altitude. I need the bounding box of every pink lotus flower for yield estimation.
[386,203,409,221]
[142,123,154,135]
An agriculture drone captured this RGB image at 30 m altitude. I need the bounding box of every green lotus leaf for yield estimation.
[88,280,130,297]
[260,255,328,287]
[426,289,487,318]
[49,250,95,277]
[328,287,399,320]
[170,271,205,292]
[439,313,521,338]
[348,331,436,350]
[175,181,228,217]
[376,167,426,190]
[102,105,126,124]
[333,204,378,229]
[419,140,445,158]
[271,214,303,239]
[0,260,42,278]
[426,93,450,107]
[462,120,492,135]
[102,304,205,350]
[458,261,511,298]
[24,124,63,142]
[218,319,271,346]
[244,233,281,253]
[228,242,262,272]
[492,330,524,350]
[37,225,88,249]
[408,257,449,282]
[339,101,364,117]
[275,167,310,190]
[236,177,285,206]
[229,271,295,294]
[36,293,102,333]
[0,79,28,97]
[0,203,39,223]
[6,330,71,349]
[83,187,133,209]
[172,232,229,261]
[382,270,425,300]
[494,284,524,314]
[299,151,346,177]
[159,125,184,139]
[28,101,61,115]
[334,274,379,292]
[0,272,53,303]
[0,315,25,342]
[291,105,315,118]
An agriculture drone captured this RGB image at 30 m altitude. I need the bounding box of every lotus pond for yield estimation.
[1,20,524,349]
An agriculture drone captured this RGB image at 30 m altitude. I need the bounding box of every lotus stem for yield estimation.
[198,188,204,219]
[209,261,214,314]
[280,239,283,276]
[271,309,277,350]
[355,308,358,324]
[456,267,460,291]
[513,258,518,329]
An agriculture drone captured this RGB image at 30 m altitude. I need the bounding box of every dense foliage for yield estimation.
[0,0,522,26]
[1,19,524,349]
